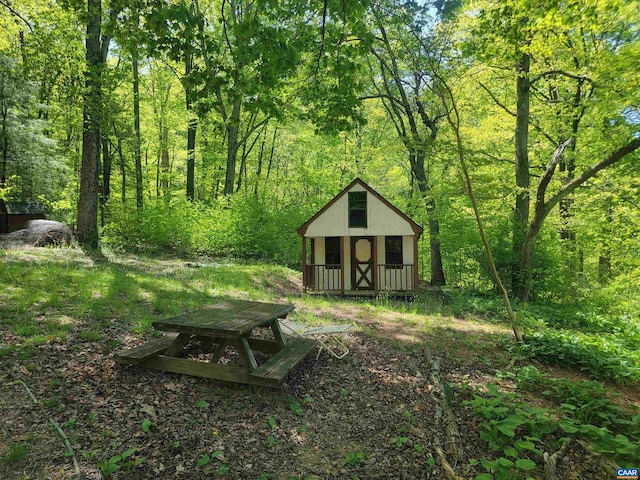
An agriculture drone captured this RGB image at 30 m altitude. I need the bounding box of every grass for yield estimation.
[0,441,29,464]
[0,247,296,344]
[2,247,637,386]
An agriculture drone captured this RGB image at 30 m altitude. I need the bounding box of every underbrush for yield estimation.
[444,289,640,385]
[101,195,311,267]
[465,367,640,479]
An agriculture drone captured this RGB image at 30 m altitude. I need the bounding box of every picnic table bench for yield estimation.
[115,300,317,387]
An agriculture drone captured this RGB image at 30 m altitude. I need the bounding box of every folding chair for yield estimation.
[278,317,353,359]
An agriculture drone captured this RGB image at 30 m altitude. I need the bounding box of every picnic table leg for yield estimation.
[270,319,287,349]
[209,338,228,363]
[237,337,258,371]
[164,334,191,357]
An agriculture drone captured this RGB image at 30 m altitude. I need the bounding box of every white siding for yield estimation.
[343,236,352,290]
[304,184,415,237]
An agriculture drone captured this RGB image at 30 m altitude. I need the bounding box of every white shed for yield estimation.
[297,178,423,295]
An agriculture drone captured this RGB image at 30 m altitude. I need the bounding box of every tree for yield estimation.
[77,0,119,248]
[145,0,371,198]
[365,1,447,285]
[0,54,68,202]
[460,0,640,300]
[76,0,103,248]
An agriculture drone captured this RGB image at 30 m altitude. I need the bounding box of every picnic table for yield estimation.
[115,300,317,387]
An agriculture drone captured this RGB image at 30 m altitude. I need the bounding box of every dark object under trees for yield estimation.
[0,200,46,233]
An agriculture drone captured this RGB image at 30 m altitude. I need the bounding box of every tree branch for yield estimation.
[0,0,34,33]
[536,138,574,213]
[478,81,516,117]
[478,82,557,146]
[531,69,594,85]
[544,137,640,216]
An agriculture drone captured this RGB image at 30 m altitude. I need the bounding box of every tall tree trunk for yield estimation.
[114,125,126,204]
[160,126,170,195]
[1,105,8,188]
[265,124,278,182]
[512,50,531,294]
[253,128,267,196]
[77,0,103,249]
[223,100,241,195]
[236,140,246,193]
[598,195,612,285]
[100,136,111,226]
[185,51,196,201]
[412,152,446,286]
[132,46,143,211]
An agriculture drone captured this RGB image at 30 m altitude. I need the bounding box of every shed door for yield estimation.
[350,237,374,290]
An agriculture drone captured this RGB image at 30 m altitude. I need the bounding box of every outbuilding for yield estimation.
[0,200,47,234]
[297,178,422,295]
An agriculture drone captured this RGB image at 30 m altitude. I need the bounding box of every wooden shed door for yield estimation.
[350,237,374,290]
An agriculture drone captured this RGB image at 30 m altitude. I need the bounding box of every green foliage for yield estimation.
[518,329,640,383]
[390,436,410,449]
[0,441,29,464]
[141,419,156,433]
[0,53,70,205]
[102,195,309,266]
[505,366,640,464]
[465,384,556,479]
[289,401,304,416]
[196,453,211,467]
[344,450,366,467]
[446,289,640,384]
[97,448,142,477]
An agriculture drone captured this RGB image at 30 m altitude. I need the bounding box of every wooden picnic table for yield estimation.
[115,299,317,387]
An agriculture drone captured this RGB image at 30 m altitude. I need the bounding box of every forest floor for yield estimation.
[0,248,637,480]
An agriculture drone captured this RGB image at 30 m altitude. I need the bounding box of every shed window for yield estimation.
[385,236,403,267]
[325,237,341,267]
[348,191,367,228]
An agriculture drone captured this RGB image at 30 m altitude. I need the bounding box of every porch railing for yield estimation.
[304,264,342,291]
[377,264,414,292]
[303,263,415,292]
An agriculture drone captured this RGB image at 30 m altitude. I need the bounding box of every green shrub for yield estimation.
[102,194,311,266]
[518,329,640,383]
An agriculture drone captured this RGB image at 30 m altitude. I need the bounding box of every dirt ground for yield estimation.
[0,285,624,479]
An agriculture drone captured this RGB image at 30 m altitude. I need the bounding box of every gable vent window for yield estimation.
[348,191,367,228]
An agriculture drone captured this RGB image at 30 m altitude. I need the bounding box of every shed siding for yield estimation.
[303,184,415,237]
[343,236,352,290]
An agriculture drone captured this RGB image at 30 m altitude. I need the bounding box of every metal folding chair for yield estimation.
[278,317,353,359]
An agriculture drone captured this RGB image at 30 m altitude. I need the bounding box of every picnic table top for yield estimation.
[152,299,294,338]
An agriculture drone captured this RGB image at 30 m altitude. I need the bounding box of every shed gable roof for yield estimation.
[297,178,423,237]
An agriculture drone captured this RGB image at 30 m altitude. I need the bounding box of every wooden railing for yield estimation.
[304,263,415,292]
[304,264,342,291]
[377,264,414,292]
